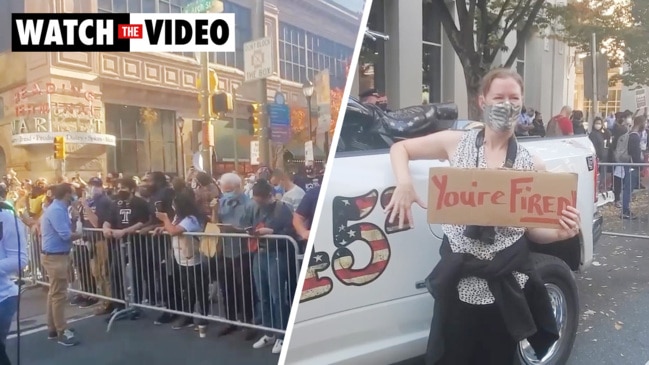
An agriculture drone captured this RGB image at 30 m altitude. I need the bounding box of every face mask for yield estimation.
[526,111,534,117]
[594,124,602,130]
[222,191,237,200]
[482,101,521,132]
[117,191,131,201]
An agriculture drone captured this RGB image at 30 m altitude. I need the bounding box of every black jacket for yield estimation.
[589,130,607,162]
[425,236,559,364]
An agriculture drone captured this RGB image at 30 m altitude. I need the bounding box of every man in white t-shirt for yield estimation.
[270,169,305,212]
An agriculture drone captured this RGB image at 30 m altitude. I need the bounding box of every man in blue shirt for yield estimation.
[40,183,82,346]
[293,185,321,244]
[0,184,28,363]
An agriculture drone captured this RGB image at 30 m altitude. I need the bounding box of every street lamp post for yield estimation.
[302,80,314,141]
[176,116,185,176]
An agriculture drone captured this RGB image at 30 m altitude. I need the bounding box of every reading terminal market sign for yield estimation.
[11,131,116,147]
[11,117,116,147]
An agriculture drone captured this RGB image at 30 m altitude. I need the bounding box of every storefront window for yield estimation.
[106,104,177,176]
[422,1,442,104]
[584,88,622,120]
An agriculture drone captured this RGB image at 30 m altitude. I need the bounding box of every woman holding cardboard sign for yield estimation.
[384,68,582,365]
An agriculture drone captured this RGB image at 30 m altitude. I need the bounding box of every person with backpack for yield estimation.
[609,113,629,207]
[610,111,646,219]
[545,106,573,137]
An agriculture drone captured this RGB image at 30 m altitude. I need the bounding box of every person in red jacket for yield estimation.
[546,106,573,136]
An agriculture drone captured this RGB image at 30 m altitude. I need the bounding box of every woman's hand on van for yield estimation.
[384,183,427,229]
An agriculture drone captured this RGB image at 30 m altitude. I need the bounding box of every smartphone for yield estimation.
[154,201,163,212]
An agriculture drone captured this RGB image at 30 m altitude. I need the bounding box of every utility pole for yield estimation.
[200,51,214,176]
[591,33,598,130]
[252,0,269,166]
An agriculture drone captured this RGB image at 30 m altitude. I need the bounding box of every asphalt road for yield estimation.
[5,289,278,365]
[394,232,649,365]
[566,233,649,365]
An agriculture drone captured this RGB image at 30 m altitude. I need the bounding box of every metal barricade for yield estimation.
[597,162,649,238]
[123,231,302,336]
[31,226,303,337]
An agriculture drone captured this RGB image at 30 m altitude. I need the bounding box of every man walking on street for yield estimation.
[41,183,81,346]
[0,184,28,364]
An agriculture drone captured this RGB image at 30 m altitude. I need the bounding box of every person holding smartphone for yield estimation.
[154,187,209,330]
[241,180,296,354]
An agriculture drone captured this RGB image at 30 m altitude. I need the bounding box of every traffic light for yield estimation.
[53,136,66,160]
[211,92,233,115]
[197,69,218,118]
[247,103,262,136]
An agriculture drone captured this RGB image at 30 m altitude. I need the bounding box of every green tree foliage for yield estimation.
[619,1,649,86]
[546,1,629,67]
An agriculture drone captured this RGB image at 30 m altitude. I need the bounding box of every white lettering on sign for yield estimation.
[12,13,236,53]
[11,132,116,147]
[14,18,114,47]
[129,13,235,53]
[11,117,104,135]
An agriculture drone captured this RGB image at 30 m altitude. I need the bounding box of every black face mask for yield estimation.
[117,191,131,201]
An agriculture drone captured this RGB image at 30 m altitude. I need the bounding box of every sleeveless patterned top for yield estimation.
[442,129,536,305]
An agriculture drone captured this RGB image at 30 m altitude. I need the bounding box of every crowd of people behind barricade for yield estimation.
[0,163,324,356]
[514,104,649,219]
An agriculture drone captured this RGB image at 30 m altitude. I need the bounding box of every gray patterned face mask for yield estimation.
[482,101,521,132]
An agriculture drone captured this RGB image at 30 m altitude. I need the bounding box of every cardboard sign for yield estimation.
[427,167,578,229]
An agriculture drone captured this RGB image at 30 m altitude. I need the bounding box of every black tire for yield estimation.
[515,253,579,365]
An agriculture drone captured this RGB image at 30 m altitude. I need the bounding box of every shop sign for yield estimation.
[11,132,116,147]
[14,82,96,103]
[12,117,104,135]
[15,102,103,118]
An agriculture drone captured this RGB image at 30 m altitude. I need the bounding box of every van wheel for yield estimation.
[515,253,579,365]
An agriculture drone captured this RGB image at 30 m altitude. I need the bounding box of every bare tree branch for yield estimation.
[488,0,536,62]
[504,0,546,67]
[501,0,525,35]
[491,0,513,32]
[432,0,464,60]
[456,0,475,53]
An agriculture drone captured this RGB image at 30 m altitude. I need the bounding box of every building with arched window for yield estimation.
[0,0,361,180]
